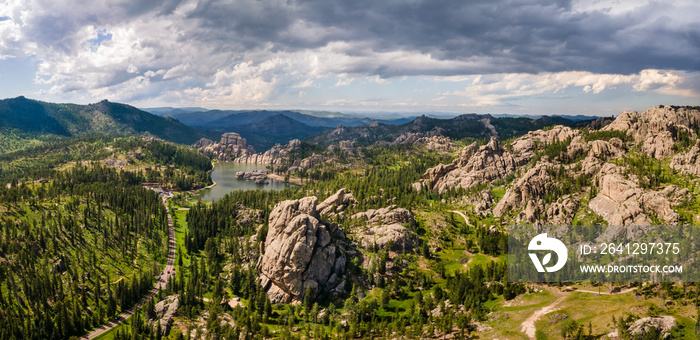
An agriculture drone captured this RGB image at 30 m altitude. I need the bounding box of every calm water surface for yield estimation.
[195,162,291,202]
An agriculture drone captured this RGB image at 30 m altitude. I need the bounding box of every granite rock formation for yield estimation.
[193,132,256,161]
[351,205,416,251]
[258,195,348,303]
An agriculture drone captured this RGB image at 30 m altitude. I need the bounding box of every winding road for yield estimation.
[81,196,176,339]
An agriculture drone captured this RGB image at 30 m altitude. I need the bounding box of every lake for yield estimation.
[194,162,291,202]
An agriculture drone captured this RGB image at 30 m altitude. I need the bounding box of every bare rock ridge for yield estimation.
[234,139,331,170]
[604,105,700,160]
[414,125,578,194]
[258,191,349,303]
[193,132,255,161]
[416,106,700,226]
[413,138,525,194]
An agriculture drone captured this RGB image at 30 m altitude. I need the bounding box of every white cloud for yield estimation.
[445,69,696,106]
[0,0,698,111]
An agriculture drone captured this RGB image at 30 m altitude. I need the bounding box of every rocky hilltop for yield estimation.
[414,126,576,194]
[258,192,350,303]
[419,105,700,226]
[603,105,700,159]
[192,132,255,161]
[234,139,301,165]
[351,206,416,251]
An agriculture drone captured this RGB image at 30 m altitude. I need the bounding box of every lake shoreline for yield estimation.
[267,173,304,185]
[194,162,292,201]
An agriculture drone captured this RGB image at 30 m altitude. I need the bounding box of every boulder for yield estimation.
[316,188,356,217]
[627,316,676,339]
[150,295,179,336]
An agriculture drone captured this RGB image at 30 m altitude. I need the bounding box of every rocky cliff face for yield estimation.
[234,139,301,165]
[192,132,256,161]
[258,194,348,303]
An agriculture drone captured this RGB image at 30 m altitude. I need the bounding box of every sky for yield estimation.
[0,0,699,117]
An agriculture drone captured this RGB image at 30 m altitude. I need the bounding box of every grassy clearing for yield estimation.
[483,289,558,339]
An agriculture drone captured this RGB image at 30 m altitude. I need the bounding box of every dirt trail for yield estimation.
[449,210,472,227]
[573,287,636,295]
[521,295,566,339]
[520,287,636,339]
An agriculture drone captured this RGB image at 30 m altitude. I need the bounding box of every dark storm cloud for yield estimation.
[179,0,699,76]
[20,0,186,53]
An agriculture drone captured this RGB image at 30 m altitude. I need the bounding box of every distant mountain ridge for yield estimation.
[226,114,329,151]
[159,109,413,129]
[306,113,597,146]
[0,96,217,147]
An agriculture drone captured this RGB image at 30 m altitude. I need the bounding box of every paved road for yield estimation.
[81,197,176,339]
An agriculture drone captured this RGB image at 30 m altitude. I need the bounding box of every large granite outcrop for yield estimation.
[258,194,348,303]
[351,205,416,251]
[670,140,700,175]
[603,106,700,159]
[493,162,554,223]
[414,138,527,194]
[193,132,256,161]
[149,295,179,336]
[235,139,301,165]
[588,163,679,225]
[627,316,676,339]
[235,170,269,184]
[414,127,580,194]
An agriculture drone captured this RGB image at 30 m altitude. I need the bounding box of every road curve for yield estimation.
[81,196,176,339]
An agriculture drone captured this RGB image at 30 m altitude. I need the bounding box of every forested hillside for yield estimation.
[0,164,168,339]
[0,97,218,154]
